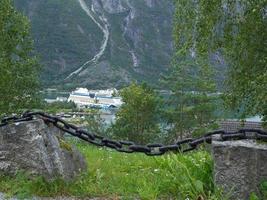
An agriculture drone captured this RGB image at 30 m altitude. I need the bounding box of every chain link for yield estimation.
[0,111,266,156]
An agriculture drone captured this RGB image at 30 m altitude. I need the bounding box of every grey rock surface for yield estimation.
[212,140,267,200]
[0,119,87,181]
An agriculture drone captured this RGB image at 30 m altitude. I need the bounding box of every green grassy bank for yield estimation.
[0,140,227,200]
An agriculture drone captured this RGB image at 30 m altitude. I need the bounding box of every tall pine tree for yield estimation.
[165,57,217,139]
[165,0,218,139]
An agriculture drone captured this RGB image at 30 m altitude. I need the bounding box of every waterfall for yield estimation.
[65,0,110,80]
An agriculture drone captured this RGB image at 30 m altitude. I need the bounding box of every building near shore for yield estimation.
[219,116,264,132]
[44,97,68,103]
[68,88,123,109]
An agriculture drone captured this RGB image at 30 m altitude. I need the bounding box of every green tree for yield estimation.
[110,83,161,144]
[163,0,219,140]
[44,101,77,114]
[165,57,218,140]
[0,0,40,114]
[173,0,267,122]
[85,109,109,138]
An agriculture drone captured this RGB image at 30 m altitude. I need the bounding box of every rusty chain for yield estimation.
[0,111,267,156]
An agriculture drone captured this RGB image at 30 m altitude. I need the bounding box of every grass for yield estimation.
[0,140,227,200]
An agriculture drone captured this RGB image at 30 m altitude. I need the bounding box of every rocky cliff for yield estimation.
[14,0,174,89]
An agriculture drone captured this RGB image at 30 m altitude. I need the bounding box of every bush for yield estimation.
[110,83,162,144]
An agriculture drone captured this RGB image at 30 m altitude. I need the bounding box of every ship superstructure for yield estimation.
[68,88,123,109]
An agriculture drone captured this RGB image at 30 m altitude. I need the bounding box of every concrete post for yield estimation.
[212,140,267,200]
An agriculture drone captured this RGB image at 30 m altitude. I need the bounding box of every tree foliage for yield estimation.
[174,0,267,121]
[110,83,161,144]
[85,109,109,138]
[165,57,218,139]
[163,0,219,140]
[0,0,40,114]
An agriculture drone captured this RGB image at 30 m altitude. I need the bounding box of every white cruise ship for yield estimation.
[68,88,123,109]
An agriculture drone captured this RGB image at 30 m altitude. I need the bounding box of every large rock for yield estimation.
[212,140,267,200]
[0,119,87,181]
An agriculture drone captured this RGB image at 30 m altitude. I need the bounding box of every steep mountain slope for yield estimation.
[14,0,174,89]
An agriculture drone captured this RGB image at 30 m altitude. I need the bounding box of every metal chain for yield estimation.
[1,111,267,156]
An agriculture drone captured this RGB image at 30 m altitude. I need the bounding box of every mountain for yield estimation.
[14,0,175,89]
